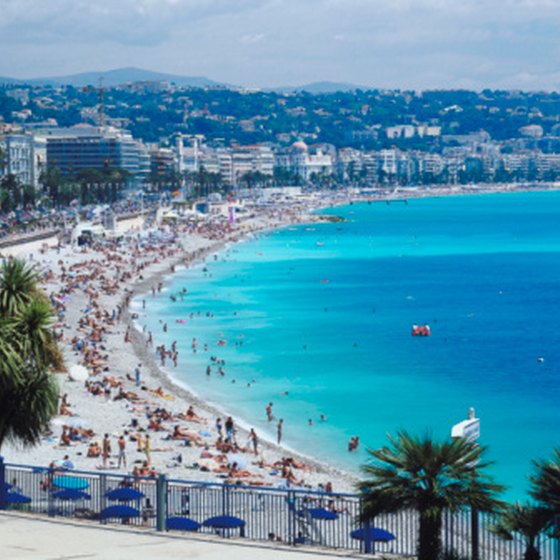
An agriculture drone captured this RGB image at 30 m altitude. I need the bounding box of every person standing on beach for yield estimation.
[102,434,111,468]
[225,416,235,443]
[277,419,283,445]
[215,417,223,437]
[249,429,259,455]
[117,435,127,469]
[266,402,274,421]
[144,434,151,465]
[135,364,141,387]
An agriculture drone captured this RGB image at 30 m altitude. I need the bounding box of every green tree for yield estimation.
[358,432,504,560]
[0,174,19,212]
[489,503,553,560]
[40,167,63,207]
[530,448,560,516]
[0,258,36,316]
[0,259,62,451]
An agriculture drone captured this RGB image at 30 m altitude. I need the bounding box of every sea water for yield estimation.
[134,190,560,501]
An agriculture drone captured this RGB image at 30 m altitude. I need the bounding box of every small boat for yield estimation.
[316,241,325,247]
[412,324,431,337]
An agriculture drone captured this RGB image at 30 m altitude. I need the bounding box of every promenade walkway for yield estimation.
[0,512,374,560]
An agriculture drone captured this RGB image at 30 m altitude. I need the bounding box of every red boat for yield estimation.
[412,324,431,337]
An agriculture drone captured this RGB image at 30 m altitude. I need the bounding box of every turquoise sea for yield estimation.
[133,190,560,501]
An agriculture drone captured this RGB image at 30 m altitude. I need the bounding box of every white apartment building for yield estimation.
[6,134,46,188]
[379,149,398,175]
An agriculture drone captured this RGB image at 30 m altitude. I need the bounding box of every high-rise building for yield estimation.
[11,125,151,187]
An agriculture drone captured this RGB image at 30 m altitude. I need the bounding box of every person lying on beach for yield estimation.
[225,462,263,480]
[149,386,175,400]
[200,446,214,459]
[177,406,206,424]
[170,425,205,446]
[103,375,123,388]
[114,387,143,402]
[148,417,168,431]
[85,380,104,396]
[215,436,246,454]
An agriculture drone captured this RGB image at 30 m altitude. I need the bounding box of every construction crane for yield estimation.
[81,77,105,129]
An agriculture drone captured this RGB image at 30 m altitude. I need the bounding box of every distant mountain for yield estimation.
[1,67,227,88]
[0,76,24,85]
[0,69,368,92]
[272,81,371,94]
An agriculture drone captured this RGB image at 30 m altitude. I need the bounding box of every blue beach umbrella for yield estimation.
[166,516,201,532]
[350,527,396,542]
[106,487,145,501]
[203,515,246,538]
[53,476,90,490]
[5,492,32,504]
[53,489,91,501]
[203,515,246,531]
[306,507,338,521]
[100,505,141,519]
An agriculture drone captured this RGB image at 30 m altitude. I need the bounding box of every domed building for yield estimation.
[274,140,334,182]
[291,140,309,153]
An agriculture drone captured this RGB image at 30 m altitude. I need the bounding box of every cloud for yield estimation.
[241,33,265,44]
[1,0,560,89]
[0,0,266,46]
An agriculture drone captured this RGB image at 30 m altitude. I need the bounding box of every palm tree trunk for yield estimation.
[525,539,541,560]
[419,510,443,560]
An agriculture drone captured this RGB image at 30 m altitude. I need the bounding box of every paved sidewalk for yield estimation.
[0,512,376,560]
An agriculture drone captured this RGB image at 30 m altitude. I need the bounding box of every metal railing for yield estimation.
[1,457,558,559]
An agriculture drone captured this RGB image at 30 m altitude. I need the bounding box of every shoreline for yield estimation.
[122,209,360,488]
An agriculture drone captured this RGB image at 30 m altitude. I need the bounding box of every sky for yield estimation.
[1,0,560,90]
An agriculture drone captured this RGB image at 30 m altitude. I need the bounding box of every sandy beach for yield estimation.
[2,195,363,494]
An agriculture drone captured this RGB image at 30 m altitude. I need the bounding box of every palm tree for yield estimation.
[10,297,64,371]
[0,258,37,316]
[0,358,59,450]
[489,503,553,560]
[530,449,560,512]
[358,432,504,560]
[0,259,62,451]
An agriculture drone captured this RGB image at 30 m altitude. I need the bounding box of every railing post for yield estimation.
[471,507,480,560]
[222,483,230,517]
[99,474,107,524]
[0,456,5,510]
[47,466,55,517]
[555,515,560,560]
[363,518,374,554]
[156,474,167,532]
[287,490,297,545]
